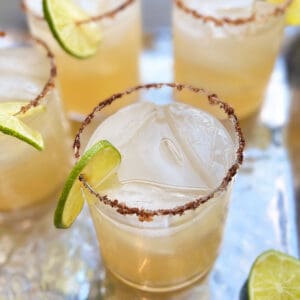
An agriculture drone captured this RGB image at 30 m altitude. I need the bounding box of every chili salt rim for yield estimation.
[0,32,56,115]
[18,37,56,115]
[21,0,136,23]
[73,83,245,222]
[174,0,292,26]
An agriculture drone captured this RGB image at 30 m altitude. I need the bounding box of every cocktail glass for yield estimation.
[73,83,245,292]
[22,0,142,119]
[173,0,291,119]
[0,33,72,223]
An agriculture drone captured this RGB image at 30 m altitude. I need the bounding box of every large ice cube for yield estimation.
[24,0,124,17]
[187,0,255,18]
[86,102,235,209]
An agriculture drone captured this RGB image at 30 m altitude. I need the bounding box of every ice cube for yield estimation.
[188,0,255,18]
[24,0,125,17]
[0,47,49,102]
[86,102,235,209]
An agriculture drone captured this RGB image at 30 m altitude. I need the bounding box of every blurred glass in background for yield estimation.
[0,0,172,32]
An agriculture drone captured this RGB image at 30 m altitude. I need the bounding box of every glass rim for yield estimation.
[73,83,245,222]
[174,0,292,26]
[22,0,136,24]
[0,32,56,116]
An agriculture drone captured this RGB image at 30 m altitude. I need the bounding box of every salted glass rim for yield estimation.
[0,32,56,116]
[22,0,136,23]
[174,0,292,26]
[73,83,245,222]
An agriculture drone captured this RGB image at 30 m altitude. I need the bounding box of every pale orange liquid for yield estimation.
[26,1,141,117]
[0,92,72,212]
[173,2,286,119]
[88,182,231,292]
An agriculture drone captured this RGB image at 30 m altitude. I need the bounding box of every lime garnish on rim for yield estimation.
[0,102,45,151]
[267,0,300,25]
[43,0,102,59]
[54,140,121,229]
[248,250,300,300]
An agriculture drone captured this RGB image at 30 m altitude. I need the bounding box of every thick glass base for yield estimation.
[100,269,211,299]
[107,266,211,293]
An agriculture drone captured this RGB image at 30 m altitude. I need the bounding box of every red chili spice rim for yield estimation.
[73,83,245,222]
[21,0,136,23]
[174,0,292,26]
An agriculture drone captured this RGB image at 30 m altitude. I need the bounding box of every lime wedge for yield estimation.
[267,0,300,25]
[43,0,102,59]
[248,250,300,300]
[54,140,121,229]
[0,102,45,150]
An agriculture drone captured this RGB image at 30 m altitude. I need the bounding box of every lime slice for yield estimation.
[54,140,121,229]
[248,250,300,299]
[0,102,45,150]
[43,0,102,59]
[267,0,300,25]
